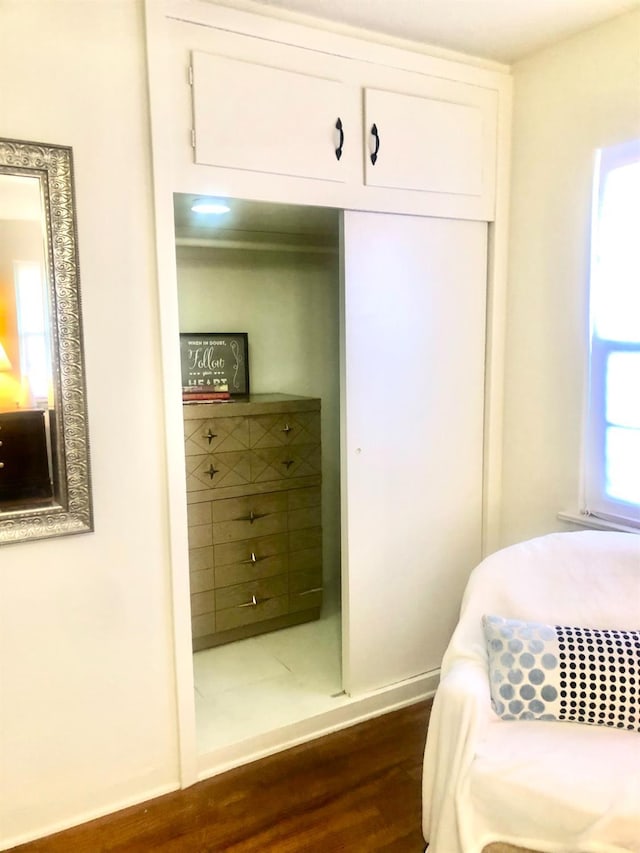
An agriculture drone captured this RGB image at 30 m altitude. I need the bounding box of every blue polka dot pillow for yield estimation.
[482,614,640,731]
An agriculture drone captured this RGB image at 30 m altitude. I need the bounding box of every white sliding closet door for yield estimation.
[341,211,487,695]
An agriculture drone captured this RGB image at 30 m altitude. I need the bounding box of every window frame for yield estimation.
[582,138,640,529]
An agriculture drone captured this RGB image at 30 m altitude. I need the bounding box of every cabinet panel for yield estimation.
[192,51,350,183]
[363,83,497,211]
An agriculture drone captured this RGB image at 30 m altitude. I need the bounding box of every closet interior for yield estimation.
[173,193,345,755]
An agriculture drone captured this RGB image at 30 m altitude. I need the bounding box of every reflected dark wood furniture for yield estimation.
[183,393,323,651]
[0,409,52,505]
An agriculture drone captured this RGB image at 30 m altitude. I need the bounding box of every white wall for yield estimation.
[500,10,640,546]
[0,2,179,847]
[176,244,342,581]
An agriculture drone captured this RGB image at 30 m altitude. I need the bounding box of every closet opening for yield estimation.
[173,193,344,756]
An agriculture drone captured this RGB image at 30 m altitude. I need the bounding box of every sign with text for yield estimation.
[179,333,249,395]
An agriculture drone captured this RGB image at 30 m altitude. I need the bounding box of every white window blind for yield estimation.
[583,138,640,528]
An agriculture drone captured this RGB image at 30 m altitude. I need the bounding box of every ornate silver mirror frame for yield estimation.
[0,138,92,544]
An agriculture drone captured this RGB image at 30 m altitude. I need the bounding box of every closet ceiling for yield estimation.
[221,0,638,62]
[173,194,339,248]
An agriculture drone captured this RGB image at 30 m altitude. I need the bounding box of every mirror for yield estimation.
[0,138,92,544]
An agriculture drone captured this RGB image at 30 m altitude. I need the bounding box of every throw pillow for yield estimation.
[482,614,640,731]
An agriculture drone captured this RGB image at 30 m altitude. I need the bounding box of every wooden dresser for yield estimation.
[183,394,323,651]
[0,409,52,506]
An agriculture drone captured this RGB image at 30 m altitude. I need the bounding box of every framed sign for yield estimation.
[180,332,250,395]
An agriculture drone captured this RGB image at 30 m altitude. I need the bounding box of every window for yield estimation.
[13,260,51,405]
[583,139,640,528]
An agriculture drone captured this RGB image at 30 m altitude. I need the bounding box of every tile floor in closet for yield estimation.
[193,589,348,754]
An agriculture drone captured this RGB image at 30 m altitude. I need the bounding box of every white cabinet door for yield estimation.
[363,82,497,218]
[341,211,487,696]
[192,51,351,183]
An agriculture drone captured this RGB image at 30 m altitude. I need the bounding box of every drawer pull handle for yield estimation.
[238,510,268,524]
[282,459,295,469]
[370,123,380,165]
[206,464,219,479]
[335,117,344,161]
[202,429,218,444]
[237,594,269,608]
[298,587,323,596]
[241,551,265,565]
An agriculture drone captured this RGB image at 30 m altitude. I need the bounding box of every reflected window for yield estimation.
[584,138,640,525]
[14,260,51,406]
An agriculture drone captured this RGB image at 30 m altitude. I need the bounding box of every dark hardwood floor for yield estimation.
[12,699,432,852]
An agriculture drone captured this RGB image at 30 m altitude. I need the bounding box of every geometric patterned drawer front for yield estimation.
[251,444,321,484]
[185,450,251,491]
[184,416,249,456]
[214,531,288,568]
[211,492,288,545]
[215,574,289,611]
[216,594,289,633]
[215,551,288,589]
[211,491,288,523]
[249,411,321,448]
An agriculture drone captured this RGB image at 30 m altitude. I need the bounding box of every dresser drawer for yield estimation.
[214,532,288,587]
[191,611,216,639]
[215,575,289,631]
[184,415,249,455]
[249,411,321,448]
[190,566,215,594]
[289,567,323,613]
[251,444,321,484]
[212,492,287,543]
[191,589,216,617]
[215,552,288,588]
[189,544,214,573]
[186,451,251,491]
[0,409,52,502]
[216,595,289,632]
[289,526,322,553]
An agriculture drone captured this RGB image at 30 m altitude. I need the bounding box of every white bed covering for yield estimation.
[422,531,640,853]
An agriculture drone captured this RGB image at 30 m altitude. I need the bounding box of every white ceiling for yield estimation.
[237,0,639,63]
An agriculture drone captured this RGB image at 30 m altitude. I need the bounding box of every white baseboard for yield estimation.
[0,782,178,852]
[1,671,439,851]
[196,668,439,781]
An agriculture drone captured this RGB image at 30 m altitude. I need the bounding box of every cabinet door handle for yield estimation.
[206,464,219,479]
[281,423,293,434]
[335,117,344,161]
[370,123,380,165]
[282,459,295,469]
[202,429,217,444]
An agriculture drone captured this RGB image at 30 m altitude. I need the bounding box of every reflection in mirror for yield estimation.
[0,138,92,543]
